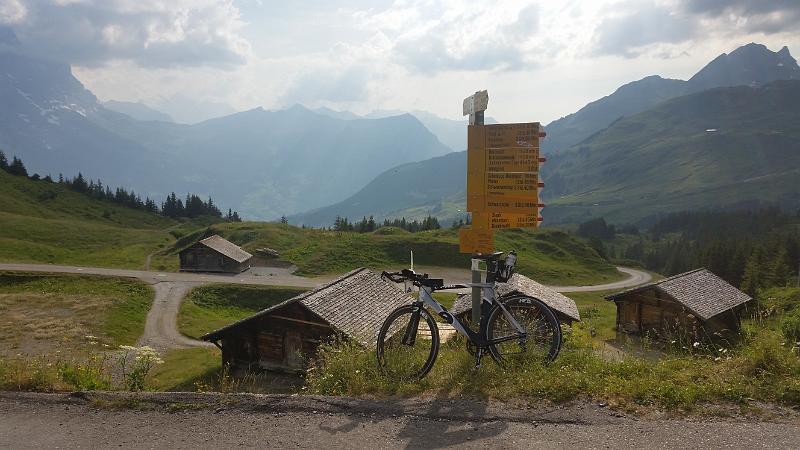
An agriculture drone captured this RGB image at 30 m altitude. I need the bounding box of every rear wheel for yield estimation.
[485,295,561,366]
[376,304,440,380]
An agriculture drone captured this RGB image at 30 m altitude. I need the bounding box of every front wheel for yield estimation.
[376,304,440,380]
[485,295,562,366]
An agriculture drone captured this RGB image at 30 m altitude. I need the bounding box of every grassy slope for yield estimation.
[543,81,800,224]
[179,284,308,339]
[1,170,619,285]
[0,272,153,356]
[0,171,177,268]
[186,222,621,285]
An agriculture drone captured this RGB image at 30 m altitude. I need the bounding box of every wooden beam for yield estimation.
[270,315,332,328]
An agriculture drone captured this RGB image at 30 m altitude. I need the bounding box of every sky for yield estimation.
[2,0,799,124]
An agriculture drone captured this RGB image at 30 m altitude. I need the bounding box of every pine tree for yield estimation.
[770,247,792,287]
[740,250,766,297]
[8,156,27,177]
[280,215,288,224]
[0,150,8,171]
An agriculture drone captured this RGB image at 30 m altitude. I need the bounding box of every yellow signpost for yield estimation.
[460,90,546,322]
[459,119,545,254]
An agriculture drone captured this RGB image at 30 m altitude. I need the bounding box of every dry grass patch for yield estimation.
[0,273,153,358]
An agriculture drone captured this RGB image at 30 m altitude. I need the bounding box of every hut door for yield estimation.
[284,331,304,369]
[622,302,640,333]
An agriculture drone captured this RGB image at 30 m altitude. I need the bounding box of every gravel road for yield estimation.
[1,392,798,449]
[548,266,653,292]
[0,263,652,351]
[137,281,213,350]
[0,263,321,288]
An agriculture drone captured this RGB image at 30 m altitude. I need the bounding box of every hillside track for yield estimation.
[0,263,322,288]
[0,263,651,351]
[548,266,652,292]
[1,392,798,449]
[137,281,213,351]
[410,265,652,294]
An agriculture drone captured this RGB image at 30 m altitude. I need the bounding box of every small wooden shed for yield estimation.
[201,268,412,372]
[606,268,752,340]
[179,235,252,274]
[450,273,581,325]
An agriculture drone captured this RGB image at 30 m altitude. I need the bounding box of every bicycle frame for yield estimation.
[407,282,527,348]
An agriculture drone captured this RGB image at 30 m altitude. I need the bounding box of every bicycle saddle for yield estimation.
[472,251,504,261]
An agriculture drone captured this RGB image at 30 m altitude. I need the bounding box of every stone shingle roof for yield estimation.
[606,268,752,321]
[201,268,412,345]
[199,235,252,263]
[450,273,581,322]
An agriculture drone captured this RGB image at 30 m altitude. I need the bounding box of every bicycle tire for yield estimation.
[376,304,440,380]
[485,295,562,366]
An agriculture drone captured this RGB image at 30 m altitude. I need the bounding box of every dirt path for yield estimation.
[412,265,652,293]
[0,263,650,352]
[1,392,798,449]
[0,263,322,288]
[137,281,214,351]
[548,266,652,292]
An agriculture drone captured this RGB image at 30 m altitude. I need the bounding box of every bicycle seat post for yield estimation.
[470,256,482,324]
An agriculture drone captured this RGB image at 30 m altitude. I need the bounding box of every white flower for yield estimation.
[714,357,722,361]
[693,342,700,348]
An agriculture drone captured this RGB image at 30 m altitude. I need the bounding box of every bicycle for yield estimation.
[377,251,562,380]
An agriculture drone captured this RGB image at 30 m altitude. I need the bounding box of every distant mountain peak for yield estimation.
[688,43,799,90]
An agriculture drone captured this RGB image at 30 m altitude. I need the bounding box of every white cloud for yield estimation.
[8,0,250,68]
[0,0,27,24]
[51,0,800,124]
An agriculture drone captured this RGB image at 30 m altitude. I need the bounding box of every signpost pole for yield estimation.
[466,92,487,325]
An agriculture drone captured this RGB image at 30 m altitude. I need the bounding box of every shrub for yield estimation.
[781,311,800,342]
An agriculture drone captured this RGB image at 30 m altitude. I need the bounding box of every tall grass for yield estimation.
[305,321,800,409]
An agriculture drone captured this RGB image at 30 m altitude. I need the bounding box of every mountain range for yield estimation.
[0,30,451,219]
[2,31,799,227]
[291,43,800,227]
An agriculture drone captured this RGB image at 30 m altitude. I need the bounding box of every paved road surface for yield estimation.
[0,263,652,351]
[412,265,652,294]
[0,392,797,449]
[548,266,652,292]
[0,263,321,288]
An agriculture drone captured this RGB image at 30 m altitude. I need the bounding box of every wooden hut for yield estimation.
[179,235,252,274]
[201,268,412,372]
[606,268,752,340]
[450,273,581,325]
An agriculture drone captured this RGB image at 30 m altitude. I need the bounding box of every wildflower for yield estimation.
[119,345,137,351]
[714,357,722,361]
[102,344,110,348]
[693,342,700,348]
[721,348,727,353]
[670,340,676,344]
[84,335,98,340]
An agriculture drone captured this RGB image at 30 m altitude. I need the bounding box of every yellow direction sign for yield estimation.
[460,114,545,254]
[488,212,542,229]
[458,227,494,254]
[465,122,544,214]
